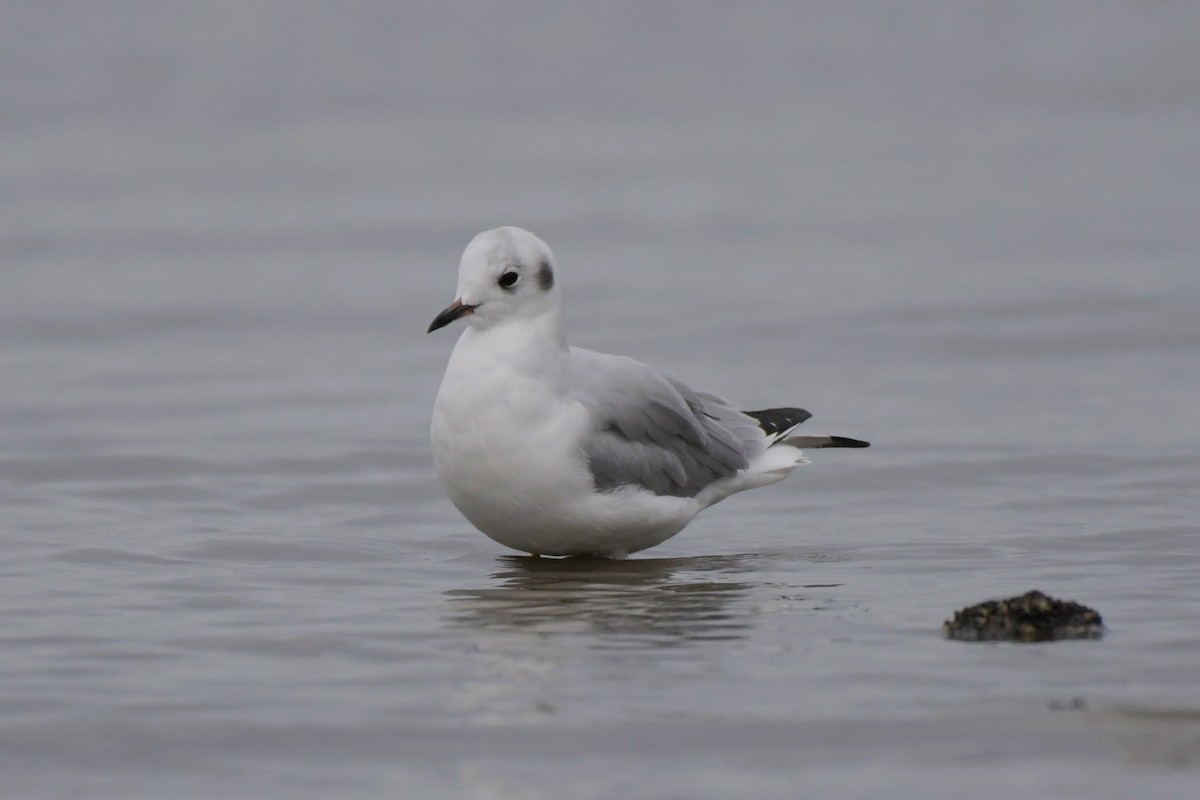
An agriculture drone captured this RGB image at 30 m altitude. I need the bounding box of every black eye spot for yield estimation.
[536,259,554,291]
[498,271,519,289]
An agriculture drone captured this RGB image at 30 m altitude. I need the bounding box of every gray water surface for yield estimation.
[3,3,1199,798]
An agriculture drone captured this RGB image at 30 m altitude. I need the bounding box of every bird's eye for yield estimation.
[498,271,519,288]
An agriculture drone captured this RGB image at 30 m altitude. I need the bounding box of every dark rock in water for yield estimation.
[943,590,1104,642]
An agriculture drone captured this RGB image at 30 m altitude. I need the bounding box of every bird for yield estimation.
[427,226,869,558]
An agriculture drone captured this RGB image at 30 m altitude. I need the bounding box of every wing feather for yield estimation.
[570,349,754,498]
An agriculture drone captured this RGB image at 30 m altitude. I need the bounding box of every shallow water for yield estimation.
[3,3,1199,798]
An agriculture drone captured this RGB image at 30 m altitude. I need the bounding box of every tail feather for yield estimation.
[695,443,807,508]
[745,407,870,450]
[782,435,870,449]
[696,406,869,510]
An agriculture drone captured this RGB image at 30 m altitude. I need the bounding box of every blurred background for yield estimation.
[2,3,1198,799]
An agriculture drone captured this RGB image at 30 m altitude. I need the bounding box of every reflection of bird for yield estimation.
[429,227,869,558]
[446,555,755,646]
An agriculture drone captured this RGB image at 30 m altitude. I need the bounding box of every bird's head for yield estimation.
[428,226,560,334]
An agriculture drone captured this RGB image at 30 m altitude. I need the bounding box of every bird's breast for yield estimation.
[430,344,591,518]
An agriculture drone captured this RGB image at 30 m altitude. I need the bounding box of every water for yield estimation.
[3,3,1199,797]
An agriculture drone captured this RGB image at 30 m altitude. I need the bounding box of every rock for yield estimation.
[943,590,1104,642]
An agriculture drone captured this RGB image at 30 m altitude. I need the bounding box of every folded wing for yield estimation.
[570,350,758,498]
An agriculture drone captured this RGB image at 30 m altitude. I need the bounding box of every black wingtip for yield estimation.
[827,436,870,448]
[745,407,813,436]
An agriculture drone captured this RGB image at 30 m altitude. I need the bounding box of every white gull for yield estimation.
[428,226,868,557]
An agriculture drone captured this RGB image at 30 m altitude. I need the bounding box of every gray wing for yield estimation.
[569,348,764,498]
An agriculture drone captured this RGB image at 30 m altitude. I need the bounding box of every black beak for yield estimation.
[427,299,477,333]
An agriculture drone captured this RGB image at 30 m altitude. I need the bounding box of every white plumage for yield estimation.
[428,227,868,557]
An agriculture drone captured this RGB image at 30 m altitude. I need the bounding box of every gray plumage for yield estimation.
[569,349,768,498]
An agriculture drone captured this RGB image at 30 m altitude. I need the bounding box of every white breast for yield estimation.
[430,325,700,557]
[431,329,594,541]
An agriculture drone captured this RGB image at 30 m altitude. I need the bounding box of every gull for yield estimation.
[428,227,869,558]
